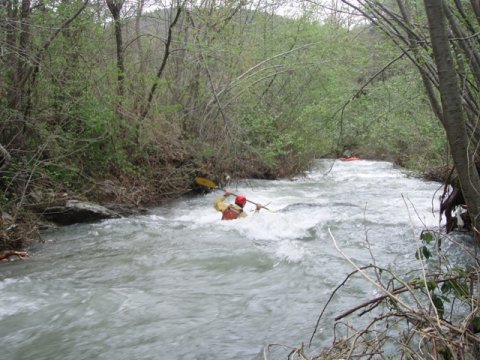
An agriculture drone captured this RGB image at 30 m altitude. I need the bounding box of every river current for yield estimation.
[0,160,443,359]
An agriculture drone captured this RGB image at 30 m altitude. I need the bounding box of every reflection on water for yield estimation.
[0,160,442,359]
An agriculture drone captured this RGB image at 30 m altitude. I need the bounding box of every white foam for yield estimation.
[274,240,306,263]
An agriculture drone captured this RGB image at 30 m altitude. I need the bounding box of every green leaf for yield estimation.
[421,231,434,244]
[422,246,432,259]
[415,246,432,260]
[432,295,444,318]
[441,279,469,299]
[441,281,452,294]
[452,280,469,299]
[470,317,480,333]
[428,280,437,291]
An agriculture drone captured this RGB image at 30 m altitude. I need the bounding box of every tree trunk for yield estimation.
[106,0,125,99]
[3,0,18,88]
[424,0,480,241]
[135,0,145,77]
[141,3,184,120]
[6,0,31,112]
[471,0,480,25]
[396,0,443,120]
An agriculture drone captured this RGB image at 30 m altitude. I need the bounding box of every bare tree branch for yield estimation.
[140,1,185,120]
[0,143,11,172]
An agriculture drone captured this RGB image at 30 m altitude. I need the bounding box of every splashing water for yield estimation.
[0,160,442,359]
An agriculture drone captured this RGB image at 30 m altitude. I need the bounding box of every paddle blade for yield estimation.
[194,177,219,189]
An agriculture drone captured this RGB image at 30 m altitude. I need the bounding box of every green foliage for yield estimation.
[338,55,446,166]
[431,294,445,318]
[415,245,432,260]
[441,278,469,300]
[414,229,476,323]
[0,1,453,212]
[43,163,82,188]
[421,230,434,243]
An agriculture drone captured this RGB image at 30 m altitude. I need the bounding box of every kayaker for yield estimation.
[213,190,263,220]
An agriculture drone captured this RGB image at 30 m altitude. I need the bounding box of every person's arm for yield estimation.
[248,203,264,215]
[213,190,232,212]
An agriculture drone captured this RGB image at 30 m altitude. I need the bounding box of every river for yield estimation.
[0,160,443,360]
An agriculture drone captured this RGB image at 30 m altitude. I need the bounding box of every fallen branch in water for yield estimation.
[334,273,476,322]
[303,229,480,360]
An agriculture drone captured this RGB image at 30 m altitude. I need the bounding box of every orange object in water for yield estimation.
[222,206,242,220]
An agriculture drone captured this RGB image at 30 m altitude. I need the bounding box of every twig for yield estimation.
[309,265,373,347]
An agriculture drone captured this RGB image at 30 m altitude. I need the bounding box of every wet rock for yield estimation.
[43,200,121,225]
[104,203,148,217]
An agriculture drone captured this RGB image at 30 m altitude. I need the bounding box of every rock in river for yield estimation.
[43,200,121,225]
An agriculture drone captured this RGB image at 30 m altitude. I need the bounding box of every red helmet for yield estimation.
[235,195,247,207]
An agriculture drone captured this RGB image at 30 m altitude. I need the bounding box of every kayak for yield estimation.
[339,156,360,161]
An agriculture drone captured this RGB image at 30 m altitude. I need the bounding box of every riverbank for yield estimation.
[1,172,190,254]
[0,159,249,253]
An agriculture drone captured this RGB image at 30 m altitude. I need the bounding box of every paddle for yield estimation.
[194,176,273,212]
